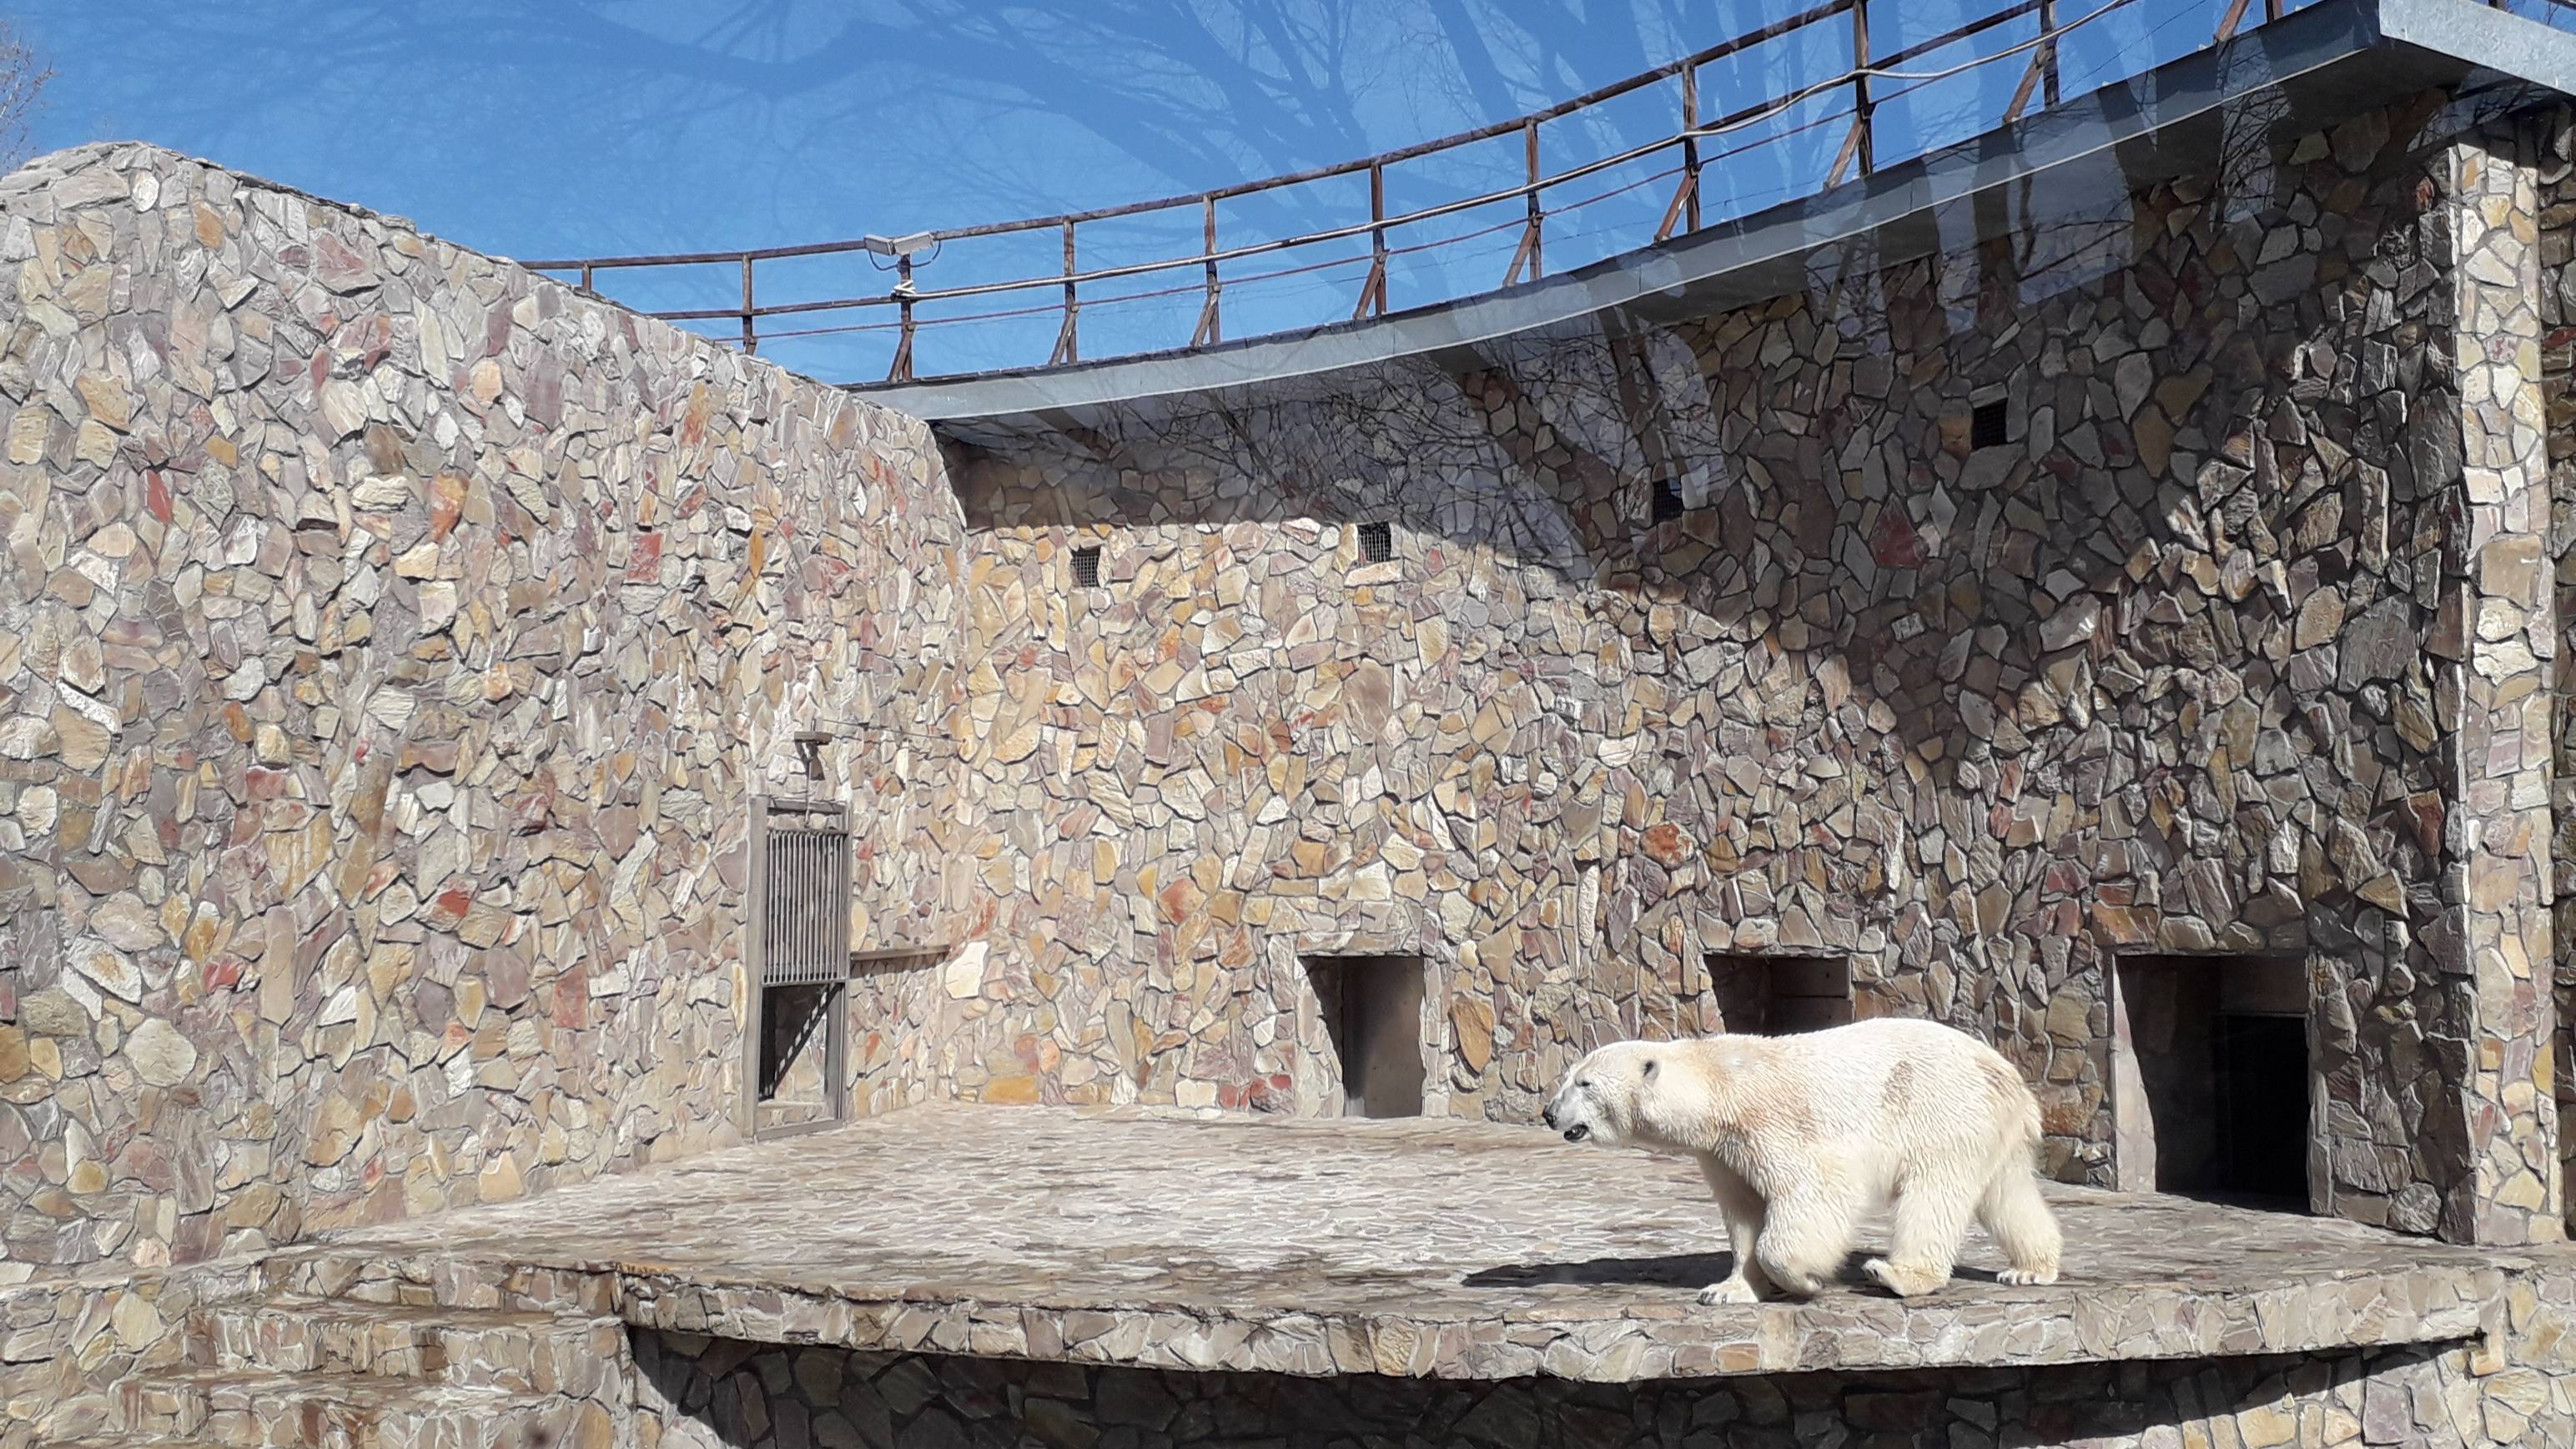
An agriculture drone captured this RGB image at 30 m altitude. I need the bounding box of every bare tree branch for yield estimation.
[0,21,52,169]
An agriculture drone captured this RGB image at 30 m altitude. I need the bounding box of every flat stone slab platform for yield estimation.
[316,1106,2538,1382]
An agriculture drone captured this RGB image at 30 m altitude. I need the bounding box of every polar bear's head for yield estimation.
[1540,1040,1669,1147]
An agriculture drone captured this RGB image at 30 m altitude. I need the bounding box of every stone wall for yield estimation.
[903,92,2564,1242]
[0,143,967,1273]
[2449,118,2560,1250]
[628,1327,2576,1449]
[18,1220,2576,1447]
[4,87,2568,1268]
[2539,104,2576,1245]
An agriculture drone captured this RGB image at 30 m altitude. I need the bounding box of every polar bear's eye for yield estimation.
[1643,1059,1658,1078]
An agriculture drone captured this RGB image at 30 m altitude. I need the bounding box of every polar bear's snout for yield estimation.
[1541,1095,1586,1140]
[1542,1072,1608,1144]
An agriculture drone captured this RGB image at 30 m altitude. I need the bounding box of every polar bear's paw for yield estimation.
[1862,1257,1949,1297]
[1695,1278,1761,1306]
[1995,1265,2059,1286]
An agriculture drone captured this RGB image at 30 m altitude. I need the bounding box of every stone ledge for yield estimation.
[303,1106,2556,1382]
[601,1263,2508,1382]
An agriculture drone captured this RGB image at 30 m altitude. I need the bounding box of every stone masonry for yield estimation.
[898,90,2570,1248]
[7,86,2576,1280]
[626,1337,2517,1449]
[8,58,2576,1449]
[0,141,964,1275]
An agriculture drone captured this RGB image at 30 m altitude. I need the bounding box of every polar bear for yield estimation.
[1541,1019,2060,1301]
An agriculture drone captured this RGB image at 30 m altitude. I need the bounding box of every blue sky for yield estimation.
[15,1,2253,379]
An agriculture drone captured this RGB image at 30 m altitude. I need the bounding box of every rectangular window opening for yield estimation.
[1970,400,2010,450]
[1357,520,1394,564]
[1651,478,1685,525]
[1303,953,1425,1117]
[1703,953,1852,1035]
[1070,545,1102,588]
[2111,954,2310,1210]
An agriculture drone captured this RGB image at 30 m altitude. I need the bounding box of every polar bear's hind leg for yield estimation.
[1980,1159,2062,1287]
[1862,1163,1980,1297]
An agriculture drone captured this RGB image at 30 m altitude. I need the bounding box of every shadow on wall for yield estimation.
[944,220,2411,802]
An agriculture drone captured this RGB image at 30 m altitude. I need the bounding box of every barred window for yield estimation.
[1358,521,1393,564]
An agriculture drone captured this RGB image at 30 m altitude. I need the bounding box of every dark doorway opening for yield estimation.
[757,983,843,1134]
[2216,1014,2309,1202]
[1306,954,1426,1117]
[1703,953,1851,1035]
[2113,955,2310,1210]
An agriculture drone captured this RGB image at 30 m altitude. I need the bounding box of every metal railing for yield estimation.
[525,0,2332,384]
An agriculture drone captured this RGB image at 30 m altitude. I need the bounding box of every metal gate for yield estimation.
[743,796,852,1136]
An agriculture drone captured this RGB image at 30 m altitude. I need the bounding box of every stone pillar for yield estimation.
[2444,126,2561,1244]
[2546,106,2576,1243]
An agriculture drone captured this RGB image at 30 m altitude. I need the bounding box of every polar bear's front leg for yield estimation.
[1746,1180,1858,1298]
[1694,1156,1774,1306]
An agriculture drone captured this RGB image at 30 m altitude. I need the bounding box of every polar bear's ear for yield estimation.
[1643,1058,1658,1079]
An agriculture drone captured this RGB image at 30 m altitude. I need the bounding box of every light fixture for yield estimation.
[863,234,936,301]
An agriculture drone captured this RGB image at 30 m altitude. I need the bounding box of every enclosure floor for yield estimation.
[314,1105,2543,1381]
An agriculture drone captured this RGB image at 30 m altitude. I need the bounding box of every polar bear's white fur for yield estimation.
[1542,1019,2061,1301]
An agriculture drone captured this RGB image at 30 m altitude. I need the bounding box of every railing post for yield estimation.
[889,253,917,384]
[2042,0,2060,109]
[1354,161,1390,321]
[1658,65,1703,243]
[2008,0,2060,124]
[1052,220,1080,366]
[1193,196,1224,346]
[1682,64,1702,234]
[580,263,596,294]
[1525,118,1544,279]
[1852,0,1874,179]
[741,256,758,354]
[1369,162,1389,314]
[1504,119,1545,286]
